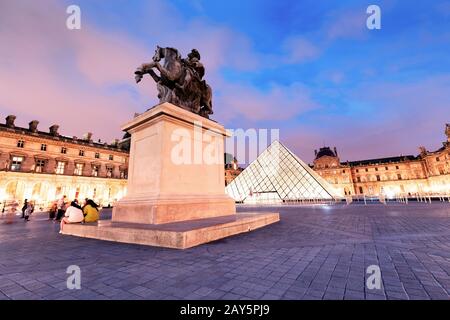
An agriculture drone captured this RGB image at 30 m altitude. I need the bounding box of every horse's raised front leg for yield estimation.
[134,62,157,83]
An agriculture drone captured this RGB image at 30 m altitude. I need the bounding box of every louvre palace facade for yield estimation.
[312,124,450,198]
[0,115,129,210]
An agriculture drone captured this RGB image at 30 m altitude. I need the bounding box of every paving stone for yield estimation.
[1,204,450,300]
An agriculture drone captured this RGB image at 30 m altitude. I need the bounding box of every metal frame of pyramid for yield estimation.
[226,140,340,203]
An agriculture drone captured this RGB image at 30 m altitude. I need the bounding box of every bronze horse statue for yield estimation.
[134,46,213,118]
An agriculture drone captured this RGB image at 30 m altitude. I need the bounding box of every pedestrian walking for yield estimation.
[21,199,28,219]
[24,201,34,222]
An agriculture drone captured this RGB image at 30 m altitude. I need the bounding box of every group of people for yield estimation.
[49,196,100,233]
[2,197,101,229]
[1,199,35,224]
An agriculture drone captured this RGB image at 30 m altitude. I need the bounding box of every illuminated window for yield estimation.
[17,140,25,148]
[35,159,45,173]
[92,165,99,177]
[106,167,113,178]
[56,161,65,174]
[10,156,24,171]
[74,163,83,176]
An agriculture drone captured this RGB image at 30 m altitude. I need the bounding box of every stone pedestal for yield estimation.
[63,103,279,249]
[112,102,236,224]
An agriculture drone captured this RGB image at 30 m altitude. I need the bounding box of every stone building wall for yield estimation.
[0,115,129,209]
[313,124,450,197]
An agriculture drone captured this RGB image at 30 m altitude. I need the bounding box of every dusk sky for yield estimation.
[1,0,449,163]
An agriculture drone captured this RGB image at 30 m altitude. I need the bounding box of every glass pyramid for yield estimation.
[226,140,340,203]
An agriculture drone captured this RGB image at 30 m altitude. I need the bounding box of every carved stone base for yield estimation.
[62,212,280,249]
[112,194,236,225]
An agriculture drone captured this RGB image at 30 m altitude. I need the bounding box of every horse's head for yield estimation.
[152,46,181,63]
[152,45,163,62]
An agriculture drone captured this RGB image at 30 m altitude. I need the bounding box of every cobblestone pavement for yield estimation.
[1,203,450,300]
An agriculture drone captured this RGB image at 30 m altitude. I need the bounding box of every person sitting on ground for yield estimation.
[59,200,84,233]
[83,199,99,223]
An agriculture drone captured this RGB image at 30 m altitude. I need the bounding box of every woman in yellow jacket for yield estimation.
[83,199,99,223]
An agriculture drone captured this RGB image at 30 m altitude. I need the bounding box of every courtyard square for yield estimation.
[1,202,450,300]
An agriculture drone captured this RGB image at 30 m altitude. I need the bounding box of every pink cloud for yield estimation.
[0,0,159,141]
[215,82,320,124]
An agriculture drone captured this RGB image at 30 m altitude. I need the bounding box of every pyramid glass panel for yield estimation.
[226,141,340,203]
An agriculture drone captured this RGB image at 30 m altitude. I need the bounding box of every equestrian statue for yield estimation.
[134,46,213,118]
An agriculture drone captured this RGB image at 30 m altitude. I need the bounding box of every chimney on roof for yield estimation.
[29,120,39,133]
[334,147,338,157]
[314,149,318,156]
[83,132,93,142]
[5,115,16,128]
[110,139,119,147]
[446,123,450,142]
[49,124,59,136]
